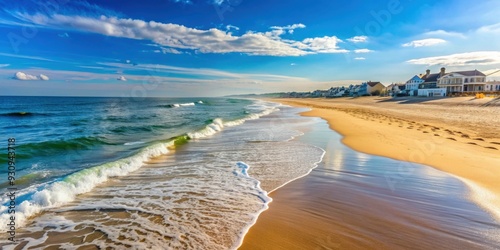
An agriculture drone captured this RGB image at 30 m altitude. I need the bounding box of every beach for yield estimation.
[1,96,499,249]
[241,96,500,249]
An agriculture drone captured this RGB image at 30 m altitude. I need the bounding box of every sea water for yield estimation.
[0,96,324,249]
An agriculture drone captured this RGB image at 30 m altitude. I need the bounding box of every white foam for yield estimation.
[231,161,272,250]
[0,141,173,231]
[169,102,196,108]
[456,177,500,223]
[124,141,145,146]
[188,106,279,139]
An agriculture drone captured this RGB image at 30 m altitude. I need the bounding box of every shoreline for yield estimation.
[268,97,500,221]
[239,97,500,249]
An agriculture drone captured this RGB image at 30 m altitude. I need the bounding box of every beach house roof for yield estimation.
[420,73,440,83]
[451,70,486,77]
[366,81,381,87]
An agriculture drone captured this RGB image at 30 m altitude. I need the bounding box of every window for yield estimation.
[465,78,469,83]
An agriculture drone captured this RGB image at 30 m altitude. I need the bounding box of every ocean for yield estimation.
[0,96,324,249]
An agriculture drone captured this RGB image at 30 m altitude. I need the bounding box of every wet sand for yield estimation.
[240,97,500,249]
[273,97,500,219]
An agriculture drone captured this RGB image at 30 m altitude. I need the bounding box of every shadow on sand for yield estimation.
[374,96,448,104]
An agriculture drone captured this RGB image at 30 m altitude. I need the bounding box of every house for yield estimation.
[405,75,424,96]
[350,84,361,96]
[358,81,385,96]
[415,68,447,97]
[418,68,446,89]
[386,83,406,96]
[485,81,500,92]
[437,69,487,93]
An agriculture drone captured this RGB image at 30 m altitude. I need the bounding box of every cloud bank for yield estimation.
[14,72,49,80]
[407,51,500,66]
[347,36,368,43]
[402,38,447,48]
[10,13,350,56]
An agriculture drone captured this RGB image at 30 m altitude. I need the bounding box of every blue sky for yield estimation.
[0,0,499,97]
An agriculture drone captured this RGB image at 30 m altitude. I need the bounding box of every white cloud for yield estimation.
[290,63,296,66]
[39,74,50,80]
[354,57,366,60]
[407,51,500,66]
[226,25,240,31]
[477,23,500,33]
[117,76,127,81]
[423,30,466,38]
[0,52,54,61]
[347,36,368,43]
[354,49,373,53]
[270,23,306,34]
[0,64,9,67]
[11,13,349,56]
[14,72,49,80]
[402,38,447,48]
[156,47,182,54]
[171,0,192,4]
[299,36,348,53]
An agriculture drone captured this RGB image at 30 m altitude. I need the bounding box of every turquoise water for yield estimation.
[0,97,325,249]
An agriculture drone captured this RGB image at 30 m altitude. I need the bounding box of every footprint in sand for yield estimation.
[423,131,429,134]
[484,146,498,150]
[434,134,440,137]
[474,138,485,141]
[447,137,457,141]
[491,142,500,145]
[461,134,470,138]
[467,142,478,145]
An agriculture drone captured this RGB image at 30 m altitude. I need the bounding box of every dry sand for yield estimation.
[274,96,500,219]
[240,96,500,249]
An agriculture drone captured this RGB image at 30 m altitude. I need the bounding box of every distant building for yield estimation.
[437,70,487,93]
[419,68,446,89]
[358,81,384,96]
[405,75,424,96]
[485,81,500,92]
[414,68,447,97]
[386,83,406,96]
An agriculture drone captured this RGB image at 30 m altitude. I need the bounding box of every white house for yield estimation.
[417,88,447,97]
[485,81,500,92]
[437,70,487,93]
[405,75,424,96]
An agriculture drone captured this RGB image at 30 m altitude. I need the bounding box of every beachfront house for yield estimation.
[416,68,447,97]
[405,75,424,96]
[351,84,361,96]
[386,83,406,96]
[418,69,443,89]
[485,81,500,92]
[358,81,384,96]
[437,70,487,94]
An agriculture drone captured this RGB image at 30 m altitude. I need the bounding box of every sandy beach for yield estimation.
[241,96,500,249]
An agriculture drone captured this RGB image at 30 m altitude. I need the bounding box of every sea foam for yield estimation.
[0,141,173,230]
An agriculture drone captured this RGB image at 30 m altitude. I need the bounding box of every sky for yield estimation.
[0,0,500,97]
